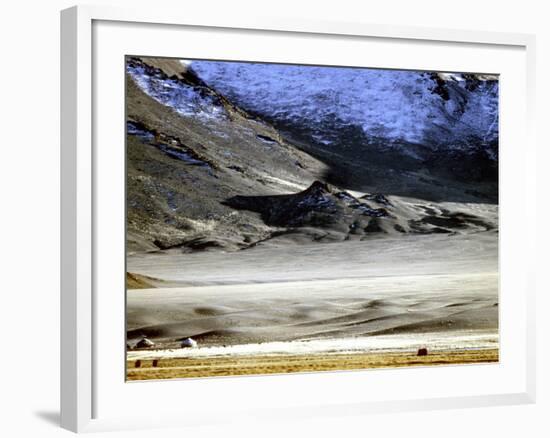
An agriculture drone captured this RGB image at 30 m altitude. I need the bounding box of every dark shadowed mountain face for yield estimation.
[125,57,498,253]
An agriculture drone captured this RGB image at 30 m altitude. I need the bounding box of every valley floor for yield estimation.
[126,231,498,379]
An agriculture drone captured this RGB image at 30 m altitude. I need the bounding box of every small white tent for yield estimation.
[136,337,155,348]
[181,337,198,348]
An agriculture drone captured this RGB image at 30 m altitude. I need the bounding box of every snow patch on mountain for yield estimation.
[127,62,226,120]
[188,61,498,155]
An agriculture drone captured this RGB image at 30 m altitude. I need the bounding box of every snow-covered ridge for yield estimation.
[126,59,226,120]
[188,61,499,155]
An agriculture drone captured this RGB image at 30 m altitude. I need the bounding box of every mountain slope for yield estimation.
[126,57,327,252]
[126,56,497,253]
[190,61,498,153]
[189,61,499,200]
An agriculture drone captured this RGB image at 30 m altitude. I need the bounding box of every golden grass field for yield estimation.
[126,348,498,381]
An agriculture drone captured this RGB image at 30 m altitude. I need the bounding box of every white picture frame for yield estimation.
[60,4,536,433]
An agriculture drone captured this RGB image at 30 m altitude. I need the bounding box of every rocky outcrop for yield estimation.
[223,181,388,229]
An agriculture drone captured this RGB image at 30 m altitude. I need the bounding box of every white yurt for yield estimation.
[180,337,198,348]
[136,337,155,348]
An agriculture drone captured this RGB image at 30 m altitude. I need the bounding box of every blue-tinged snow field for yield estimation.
[188,61,498,154]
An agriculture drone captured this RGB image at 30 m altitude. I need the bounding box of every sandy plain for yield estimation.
[127,230,498,380]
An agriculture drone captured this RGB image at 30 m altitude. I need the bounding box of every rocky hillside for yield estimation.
[126,57,498,253]
[126,57,326,252]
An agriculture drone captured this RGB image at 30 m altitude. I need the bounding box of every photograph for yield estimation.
[125,56,499,381]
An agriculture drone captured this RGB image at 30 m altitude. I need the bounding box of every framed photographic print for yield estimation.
[61,5,536,432]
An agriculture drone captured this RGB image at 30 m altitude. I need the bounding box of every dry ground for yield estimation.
[127,348,498,381]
